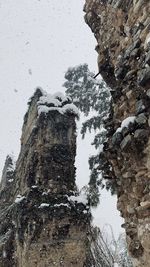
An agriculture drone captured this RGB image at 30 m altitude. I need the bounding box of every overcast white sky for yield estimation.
[0,0,123,237]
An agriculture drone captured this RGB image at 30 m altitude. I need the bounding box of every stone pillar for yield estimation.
[15,89,77,196]
[0,89,94,267]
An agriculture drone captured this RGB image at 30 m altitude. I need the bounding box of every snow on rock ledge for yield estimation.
[37,90,79,118]
[14,194,26,204]
[116,116,135,133]
[68,192,88,206]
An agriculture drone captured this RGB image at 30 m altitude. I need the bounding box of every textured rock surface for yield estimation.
[84,1,150,266]
[0,89,94,267]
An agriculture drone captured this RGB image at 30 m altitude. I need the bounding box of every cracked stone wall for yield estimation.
[0,89,93,267]
[84,1,150,266]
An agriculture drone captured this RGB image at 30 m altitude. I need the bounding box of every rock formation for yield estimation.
[0,89,93,267]
[84,1,150,267]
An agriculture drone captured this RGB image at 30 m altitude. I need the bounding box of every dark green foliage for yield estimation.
[63,64,111,206]
[63,64,110,125]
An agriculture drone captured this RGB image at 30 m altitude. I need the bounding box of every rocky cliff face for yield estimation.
[0,89,93,267]
[84,1,150,266]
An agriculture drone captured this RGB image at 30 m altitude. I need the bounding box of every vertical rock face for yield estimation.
[0,89,93,267]
[84,1,150,266]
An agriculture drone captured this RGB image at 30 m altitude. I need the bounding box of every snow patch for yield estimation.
[53,92,71,102]
[146,34,150,45]
[31,185,38,188]
[83,210,88,214]
[6,166,14,173]
[38,105,79,117]
[78,77,84,83]
[8,179,14,183]
[39,203,50,208]
[38,94,61,107]
[3,250,6,258]
[15,195,26,204]
[39,203,70,208]
[38,105,50,114]
[42,192,48,196]
[37,91,79,118]
[68,193,88,205]
[116,116,135,132]
[61,103,79,117]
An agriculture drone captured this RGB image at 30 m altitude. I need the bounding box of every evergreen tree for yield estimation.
[63,64,111,206]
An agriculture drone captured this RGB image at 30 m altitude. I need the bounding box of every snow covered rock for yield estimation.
[37,90,79,118]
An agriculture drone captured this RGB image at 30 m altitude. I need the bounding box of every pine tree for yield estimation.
[63,64,111,206]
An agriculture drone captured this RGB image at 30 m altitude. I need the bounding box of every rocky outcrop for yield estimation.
[84,1,150,266]
[0,89,94,267]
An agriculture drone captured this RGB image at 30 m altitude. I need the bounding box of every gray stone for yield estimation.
[112,132,123,145]
[127,205,135,214]
[135,113,147,125]
[126,69,137,80]
[124,38,141,59]
[134,129,149,143]
[145,51,150,65]
[122,126,129,137]
[115,66,128,80]
[140,201,150,209]
[131,24,141,36]
[133,38,141,49]
[137,67,150,86]
[136,100,146,114]
[130,48,140,58]
[146,89,150,98]
[120,134,132,152]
